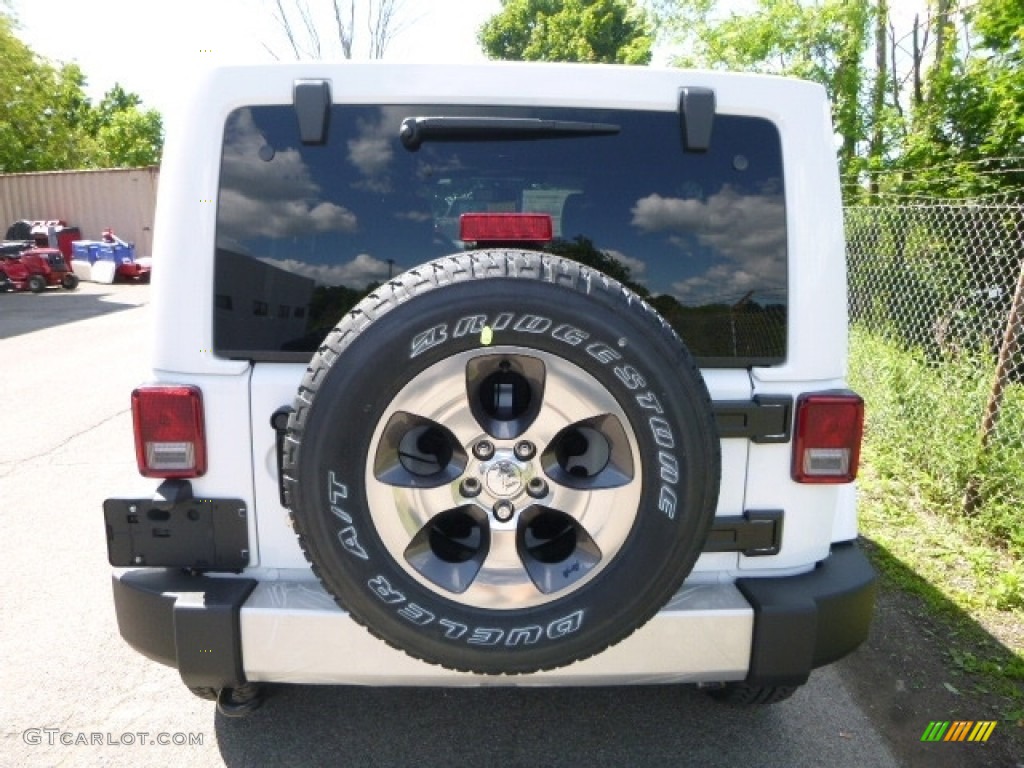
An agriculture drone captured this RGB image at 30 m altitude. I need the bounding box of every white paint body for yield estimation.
[137,62,853,685]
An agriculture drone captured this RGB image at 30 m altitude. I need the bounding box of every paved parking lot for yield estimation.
[0,282,901,768]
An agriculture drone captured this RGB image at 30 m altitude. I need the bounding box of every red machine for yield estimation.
[0,242,79,292]
[102,228,150,281]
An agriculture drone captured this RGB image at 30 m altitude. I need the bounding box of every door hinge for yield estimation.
[713,395,793,443]
[704,510,783,557]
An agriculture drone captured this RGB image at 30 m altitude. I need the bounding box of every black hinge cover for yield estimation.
[704,510,783,557]
[272,406,295,507]
[294,80,331,145]
[713,395,793,443]
[679,87,716,152]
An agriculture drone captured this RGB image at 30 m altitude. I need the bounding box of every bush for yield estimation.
[849,326,1024,557]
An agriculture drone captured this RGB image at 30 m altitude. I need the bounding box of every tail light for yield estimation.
[131,385,207,478]
[791,392,864,484]
[460,213,553,243]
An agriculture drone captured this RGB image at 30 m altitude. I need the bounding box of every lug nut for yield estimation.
[527,477,548,499]
[460,477,482,498]
[513,441,536,461]
[492,500,515,523]
[473,440,495,461]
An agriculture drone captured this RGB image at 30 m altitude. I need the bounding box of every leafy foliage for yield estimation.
[898,0,1024,197]
[654,0,870,195]
[652,0,1024,201]
[479,0,653,64]
[0,11,162,172]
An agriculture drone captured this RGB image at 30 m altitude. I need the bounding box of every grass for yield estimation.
[849,327,1024,562]
[848,326,1024,708]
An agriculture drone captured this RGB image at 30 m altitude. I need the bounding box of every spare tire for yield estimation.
[284,251,720,674]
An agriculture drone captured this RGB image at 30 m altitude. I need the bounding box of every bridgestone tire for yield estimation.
[284,251,720,674]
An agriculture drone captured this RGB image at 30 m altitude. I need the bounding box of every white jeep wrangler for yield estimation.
[104,62,874,714]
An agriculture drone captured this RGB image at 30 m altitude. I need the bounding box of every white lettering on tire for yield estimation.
[368,575,405,604]
[327,472,366,557]
[398,603,436,626]
[410,324,448,358]
[338,527,369,560]
[649,417,675,449]
[440,619,469,639]
[505,626,543,646]
[513,314,552,334]
[658,486,678,519]
[452,315,487,338]
[552,324,588,346]
[658,451,679,484]
[328,472,348,504]
[468,628,504,646]
[546,610,584,639]
[364,571,588,647]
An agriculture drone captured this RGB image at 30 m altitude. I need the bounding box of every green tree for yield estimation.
[96,107,163,167]
[649,0,1023,200]
[974,0,1024,170]
[656,0,871,193]
[479,0,653,64]
[896,0,1024,197]
[90,83,163,167]
[0,13,80,171]
[0,10,162,171]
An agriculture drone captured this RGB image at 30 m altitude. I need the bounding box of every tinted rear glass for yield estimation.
[215,104,787,365]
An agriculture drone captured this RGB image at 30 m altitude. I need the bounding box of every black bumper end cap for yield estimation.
[736,541,877,687]
[112,569,256,691]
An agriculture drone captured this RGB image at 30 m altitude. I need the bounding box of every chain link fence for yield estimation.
[845,198,1024,547]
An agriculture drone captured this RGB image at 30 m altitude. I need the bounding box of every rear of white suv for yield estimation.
[104,62,874,714]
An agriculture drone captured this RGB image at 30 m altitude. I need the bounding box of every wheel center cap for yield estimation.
[484,460,524,498]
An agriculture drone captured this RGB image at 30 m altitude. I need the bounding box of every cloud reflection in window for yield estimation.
[631,185,786,304]
[218,109,359,242]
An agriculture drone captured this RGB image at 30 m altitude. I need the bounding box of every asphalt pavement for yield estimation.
[0,282,902,768]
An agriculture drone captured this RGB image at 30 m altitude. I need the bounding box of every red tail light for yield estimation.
[131,386,207,478]
[791,392,864,484]
[460,213,553,243]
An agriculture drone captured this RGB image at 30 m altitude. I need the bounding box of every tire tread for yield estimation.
[281,250,719,675]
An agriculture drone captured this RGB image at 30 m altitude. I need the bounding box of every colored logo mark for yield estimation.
[920,721,997,743]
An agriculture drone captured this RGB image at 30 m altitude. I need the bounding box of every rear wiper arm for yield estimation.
[399,116,620,151]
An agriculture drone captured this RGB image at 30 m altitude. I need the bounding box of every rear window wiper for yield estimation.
[399,116,620,151]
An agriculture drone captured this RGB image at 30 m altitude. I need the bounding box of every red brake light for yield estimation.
[791,392,864,484]
[460,213,553,243]
[131,386,207,478]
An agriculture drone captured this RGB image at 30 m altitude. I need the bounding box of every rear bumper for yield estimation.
[737,541,877,687]
[111,541,874,688]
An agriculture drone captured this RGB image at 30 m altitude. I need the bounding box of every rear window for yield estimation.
[214,104,787,365]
